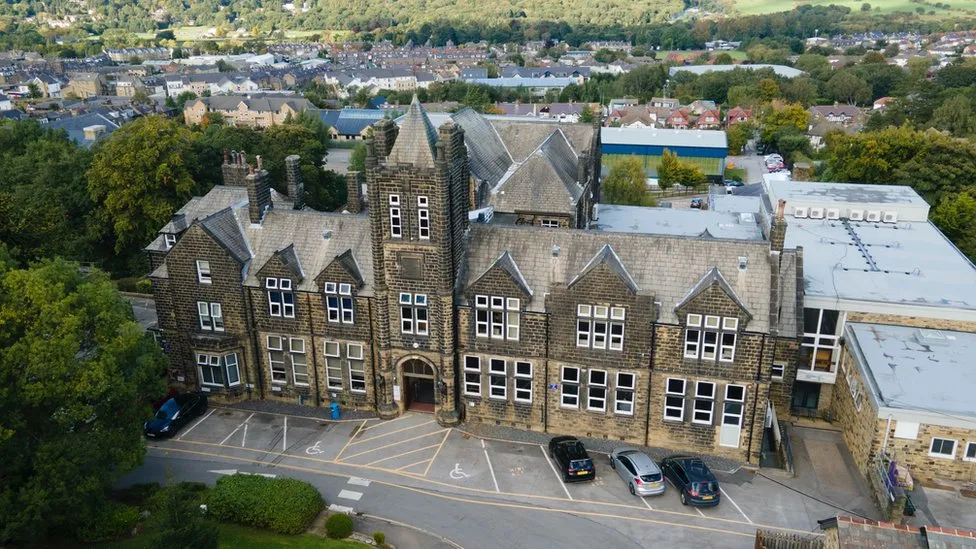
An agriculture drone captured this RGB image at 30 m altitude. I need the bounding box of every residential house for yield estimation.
[318,108,393,141]
[147,97,798,464]
[725,106,753,128]
[650,97,679,109]
[47,112,121,148]
[809,104,861,125]
[873,97,895,111]
[0,94,10,111]
[696,108,721,130]
[665,109,691,129]
[184,95,313,128]
[115,76,145,97]
[64,73,109,98]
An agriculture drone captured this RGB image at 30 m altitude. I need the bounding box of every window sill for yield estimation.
[350,389,367,395]
[928,453,956,460]
[691,420,714,426]
[663,417,685,423]
[489,396,508,401]
[463,394,482,400]
[514,400,533,406]
[559,404,579,410]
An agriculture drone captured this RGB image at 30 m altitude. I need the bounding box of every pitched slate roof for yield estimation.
[462,225,780,331]
[334,249,365,287]
[675,266,751,319]
[568,244,640,294]
[275,244,305,281]
[450,108,512,185]
[470,251,534,296]
[200,207,252,264]
[489,129,582,215]
[386,95,438,169]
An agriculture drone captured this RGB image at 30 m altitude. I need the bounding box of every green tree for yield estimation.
[602,156,652,206]
[727,121,755,155]
[27,82,42,99]
[757,78,780,102]
[0,260,167,544]
[578,105,596,124]
[760,102,809,146]
[931,190,976,262]
[781,77,819,106]
[827,70,871,105]
[726,85,759,109]
[145,485,219,549]
[658,149,708,191]
[131,88,153,106]
[713,52,733,64]
[930,94,976,137]
[87,116,200,256]
[350,142,367,173]
[173,90,198,110]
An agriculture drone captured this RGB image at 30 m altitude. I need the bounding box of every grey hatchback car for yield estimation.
[610,447,666,496]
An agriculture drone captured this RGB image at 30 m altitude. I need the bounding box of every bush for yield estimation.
[325,513,354,539]
[373,530,386,545]
[145,483,219,549]
[112,482,161,508]
[207,474,324,534]
[148,482,209,511]
[75,501,141,543]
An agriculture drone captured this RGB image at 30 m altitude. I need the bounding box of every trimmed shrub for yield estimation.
[207,474,324,534]
[75,501,141,543]
[373,530,387,545]
[325,513,354,539]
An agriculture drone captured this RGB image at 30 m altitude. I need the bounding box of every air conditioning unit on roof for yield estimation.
[793,206,808,218]
[882,211,898,223]
[849,210,864,221]
[810,207,824,219]
[866,210,882,222]
[826,208,840,220]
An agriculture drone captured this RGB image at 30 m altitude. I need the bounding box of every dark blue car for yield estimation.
[144,393,207,438]
[660,456,721,507]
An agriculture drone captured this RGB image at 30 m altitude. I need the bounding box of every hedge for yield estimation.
[207,474,325,535]
[75,501,141,543]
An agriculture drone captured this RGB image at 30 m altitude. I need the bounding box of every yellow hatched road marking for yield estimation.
[424,429,452,477]
[348,420,437,446]
[367,443,441,466]
[340,429,445,461]
[335,419,368,462]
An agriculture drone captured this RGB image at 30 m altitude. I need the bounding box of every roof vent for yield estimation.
[738,257,748,271]
[849,210,864,221]
[552,245,560,257]
[866,210,882,222]
[915,329,950,347]
[323,229,332,240]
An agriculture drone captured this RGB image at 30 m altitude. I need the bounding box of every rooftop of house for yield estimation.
[847,323,976,419]
[46,111,120,148]
[601,126,728,149]
[591,204,764,241]
[190,95,313,113]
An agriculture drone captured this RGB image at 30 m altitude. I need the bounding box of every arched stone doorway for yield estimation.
[400,358,436,413]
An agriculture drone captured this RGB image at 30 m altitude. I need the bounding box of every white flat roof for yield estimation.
[593,204,763,241]
[669,64,805,78]
[847,323,976,420]
[601,126,728,148]
[764,178,928,206]
[709,194,762,214]
[785,218,976,311]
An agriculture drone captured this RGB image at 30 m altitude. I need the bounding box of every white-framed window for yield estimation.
[771,362,785,381]
[400,293,429,335]
[615,372,635,415]
[540,219,560,228]
[848,372,864,411]
[965,442,976,462]
[164,233,177,249]
[577,304,625,351]
[664,377,685,421]
[561,366,580,408]
[720,318,738,362]
[324,341,342,390]
[198,353,222,386]
[266,278,295,318]
[684,314,701,358]
[587,369,607,411]
[721,385,746,444]
[325,282,354,324]
[463,356,481,396]
[692,381,716,425]
[514,361,532,403]
[290,337,308,386]
[224,353,240,386]
[929,438,957,459]
[267,335,287,384]
[702,316,720,360]
[389,194,402,238]
[347,343,365,393]
[474,295,519,341]
[802,308,844,373]
[211,303,224,331]
[489,359,506,399]
[197,301,212,331]
[418,196,430,240]
[196,260,212,284]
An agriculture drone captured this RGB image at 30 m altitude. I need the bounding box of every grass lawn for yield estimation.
[102,522,366,549]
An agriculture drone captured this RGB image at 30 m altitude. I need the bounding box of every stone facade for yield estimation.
[148,97,800,463]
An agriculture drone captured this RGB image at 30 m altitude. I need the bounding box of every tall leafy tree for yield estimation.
[87,116,200,257]
[602,156,653,206]
[658,149,707,191]
[827,70,871,106]
[760,102,809,146]
[931,191,976,262]
[0,260,167,544]
[930,94,976,137]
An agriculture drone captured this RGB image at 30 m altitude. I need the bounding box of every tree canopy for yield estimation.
[658,149,707,191]
[0,259,167,544]
[602,157,653,206]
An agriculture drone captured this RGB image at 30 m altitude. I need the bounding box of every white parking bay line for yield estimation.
[482,439,500,493]
[337,490,363,502]
[219,412,254,446]
[179,408,215,440]
[640,496,653,511]
[539,445,573,501]
[282,416,287,452]
[695,508,706,518]
[720,487,753,524]
[328,504,354,514]
[348,477,371,487]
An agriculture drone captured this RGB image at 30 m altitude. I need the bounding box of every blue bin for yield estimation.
[330,402,341,420]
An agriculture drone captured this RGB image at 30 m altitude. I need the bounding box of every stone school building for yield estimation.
[147,98,801,463]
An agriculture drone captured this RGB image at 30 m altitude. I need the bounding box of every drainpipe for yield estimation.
[244,287,266,400]
[369,297,380,412]
[304,293,322,408]
[544,309,551,433]
[882,414,893,454]
[644,319,658,448]
[747,332,768,465]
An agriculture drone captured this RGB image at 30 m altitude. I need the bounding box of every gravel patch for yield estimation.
[458,422,743,474]
[223,399,378,422]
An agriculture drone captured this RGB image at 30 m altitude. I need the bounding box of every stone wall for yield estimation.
[846,311,976,333]
[831,351,880,474]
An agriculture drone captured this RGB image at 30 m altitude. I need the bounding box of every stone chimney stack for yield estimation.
[373,119,399,159]
[346,171,364,213]
[246,156,272,225]
[222,149,249,186]
[770,199,787,254]
[284,154,305,210]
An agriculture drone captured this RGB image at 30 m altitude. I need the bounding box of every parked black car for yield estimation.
[660,456,721,507]
[144,393,208,438]
[548,436,595,482]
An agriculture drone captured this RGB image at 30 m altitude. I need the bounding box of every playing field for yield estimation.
[732,0,976,15]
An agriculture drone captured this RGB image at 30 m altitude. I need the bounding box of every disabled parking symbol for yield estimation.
[449,463,470,480]
[306,441,325,456]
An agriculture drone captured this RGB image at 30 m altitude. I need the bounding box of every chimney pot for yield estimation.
[776,199,786,220]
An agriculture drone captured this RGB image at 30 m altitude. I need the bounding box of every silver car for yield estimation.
[610,447,666,496]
